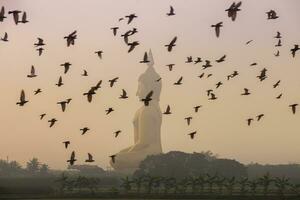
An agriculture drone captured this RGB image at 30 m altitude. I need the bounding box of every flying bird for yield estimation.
[246,40,253,45]
[57,101,68,112]
[119,89,128,99]
[56,76,63,87]
[67,151,76,166]
[276,93,282,99]
[241,88,251,95]
[273,80,281,88]
[225,1,242,21]
[141,90,153,106]
[40,113,46,120]
[289,104,298,114]
[266,10,279,19]
[111,27,119,36]
[48,118,57,128]
[64,30,77,46]
[188,131,197,139]
[174,76,183,85]
[247,118,253,126]
[63,141,70,149]
[165,36,177,52]
[34,38,45,47]
[140,52,150,63]
[185,56,193,63]
[202,60,212,69]
[114,130,121,138]
[163,105,171,115]
[216,81,223,89]
[83,88,96,103]
[27,65,37,78]
[166,64,175,71]
[127,41,139,53]
[208,93,217,100]
[80,127,90,135]
[211,22,223,38]
[16,90,28,106]
[125,13,137,24]
[274,31,282,39]
[81,70,88,76]
[85,153,95,162]
[109,77,119,87]
[1,32,8,42]
[167,6,175,16]
[0,6,6,22]
[36,48,44,56]
[105,107,114,115]
[8,10,21,25]
[34,88,42,95]
[110,155,116,163]
[194,57,202,64]
[275,39,282,47]
[194,105,202,113]
[256,114,264,121]
[185,117,192,126]
[216,55,226,63]
[95,50,103,59]
[60,62,71,74]
[20,12,28,23]
[290,45,300,57]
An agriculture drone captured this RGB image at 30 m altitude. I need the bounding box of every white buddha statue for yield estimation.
[110,50,163,174]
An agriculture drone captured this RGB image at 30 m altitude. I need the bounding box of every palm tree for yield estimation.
[248,179,259,196]
[224,177,236,196]
[87,177,100,194]
[274,176,290,197]
[238,176,249,196]
[121,176,132,193]
[290,183,300,197]
[133,176,144,194]
[26,158,40,175]
[178,177,189,194]
[215,176,226,195]
[259,173,273,197]
[196,175,206,194]
[206,173,217,194]
[162,177,176,194]
[55,173,68,195]
[187,176,199,194]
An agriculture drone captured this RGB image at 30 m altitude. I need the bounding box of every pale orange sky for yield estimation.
[0,0,300,170]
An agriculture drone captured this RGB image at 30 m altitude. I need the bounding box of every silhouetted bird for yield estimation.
[109,77,119,87]
[48,118,57,128]
[40,113,46,120]
[119,89,128,99]
[188,131,197,139]
[256,114,264,121]
[34,38,45,47]
[274,50,280,57]
[202,60,212,69]
[111,27,119,36]
[83,88,96,103]
[60,62,71,74]
[121,28,138,44]
[250,63,257,66]
[266,10,279,19]
[0,6,6,22]
[185,117,192,126]
[95,50,103,59]
[198,73,205,79]
[165,36,177,52]
[140,52,150,63]
[64,30,77,47]
[56,76,63,87]
[211,22,223,38]
[167,6,175,16]
[216,55,226,63]
[85,153,95,162]
[276,93,282,99]
[1,32,8,42]
[20,12,28,23]
[194,105,202,113]
[80,127,90,135]
[80,70,88,77]
[163,105,171,115]
[207,89,213,96]
[127,41,139,53]
[174,76,183,85]
[275,39,282,47]
[67,151,76,166]
[273,80,281,88]
[274,31,281,39]
[207,73,213,78]
[91,80,102,91]
[27,65,37,78]
[257,68,267,81]
[194,57,202,64]
[125,13,137,24]
[227,71,239,80]
[141,90,153,106]
[166,64,175,71]
[106,107,114,115]
[34,88,42,95]
[241,88,251,95]
[247,118,253,126]
[110,155,116,163]
[8,10,21,25]
[114,130,121,138]
[290,45,300,57]
[225,1,242,21]
[16,90,28,106]
[185,56,193,63]
[289,104,298,114]
[216,81,223,89]
[208,93,217,100]
[63,141,70,149]
[246,40,253,45]
[57,101,68,112]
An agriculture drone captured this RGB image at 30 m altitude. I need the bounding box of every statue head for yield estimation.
[137,49,162,102]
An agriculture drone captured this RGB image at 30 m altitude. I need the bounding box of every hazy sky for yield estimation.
[0,0,300,170]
